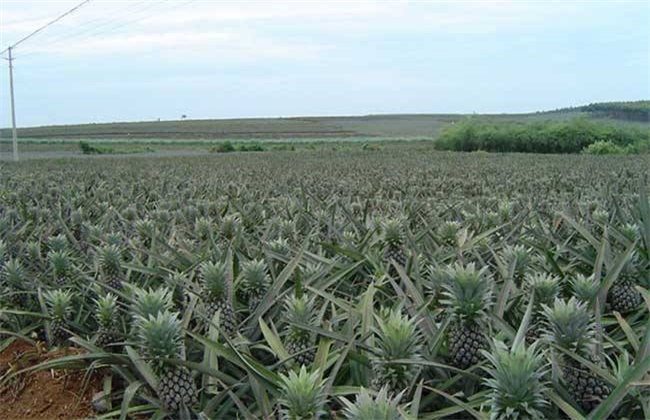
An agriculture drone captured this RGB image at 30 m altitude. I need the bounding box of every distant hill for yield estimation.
[554,100,650,122]
[1,101,648,140]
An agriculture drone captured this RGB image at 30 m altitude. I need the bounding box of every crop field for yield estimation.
[0,148,648,419]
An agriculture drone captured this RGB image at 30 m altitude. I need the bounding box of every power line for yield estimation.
[17,0,163,56]
[0,0,93,54]
[16,0,198,59]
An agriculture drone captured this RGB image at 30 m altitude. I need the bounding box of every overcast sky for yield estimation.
[0,0,648,127]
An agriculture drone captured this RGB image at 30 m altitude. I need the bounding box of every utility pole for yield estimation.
[8,47,18,161]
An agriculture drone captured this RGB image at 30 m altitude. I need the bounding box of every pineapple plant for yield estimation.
[199,261,235,336]
[94,293,122,351]
[136,312,198,414]
[98,244,125,291]
[44,289,75,346]
[542,298,612,413]
[283,292,319,367]
[482,340,548,419]
[340,387,404,420]
[48,250,72,286]
[240,259,270,311]
[441,263,493,369]
[277,366,327,420]
[371,308,422,394]
[381,219,407,277]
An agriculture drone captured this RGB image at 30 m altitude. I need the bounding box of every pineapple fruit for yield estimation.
[283,293,318,367]
[94,293,122,351]
[136,311,198,414]
[199,261,235,336]
[441,263,493,369]
[524,272,560,343]
[48,250,72,286]
[542,298,611,413]
[608,263,642,314]
[240,259,270,312]
[45,289,75,346]
[381,219,407,277]
[98,245,125,291]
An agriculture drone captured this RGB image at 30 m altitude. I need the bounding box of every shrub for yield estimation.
[211,141,236,153]
[434,118,649,154]
[582,141,626,155]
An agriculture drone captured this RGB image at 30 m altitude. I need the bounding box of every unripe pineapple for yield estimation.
[482,340,548,419]
[47,234,69,253]
[277,366,327,420]
[542,298,611,413]
[48,250,72,286]
[524,272,560,343]
[45,289,75,346]
[94,293,122,351]
[200,261,235,336]
[381,219,407,277]
[607,262,642,314]
[98,245,125,291]
[283,293,318,367]
[371,308,422,394]
[340,387,404,420]
[240,259,270,311]
[136,312,198,414]
[441,263,493,369]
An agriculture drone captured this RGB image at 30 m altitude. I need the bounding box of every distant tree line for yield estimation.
[579,101,650,122]
[434,118,650,154]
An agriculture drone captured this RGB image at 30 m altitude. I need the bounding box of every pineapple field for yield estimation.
[0,149,649,419]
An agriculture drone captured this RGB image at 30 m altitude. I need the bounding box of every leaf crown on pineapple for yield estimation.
[200,261,230,299]
[45,289,74,319]
[340,387,404,420]
[131,287,173,323]
[98,244,122,274]
[278,366,327,420]
[482,340,549,420]
[373,307,422,360]
[136,311,183,365]
[95,293,119,326]
[524,272,560,308]
[381,218,405,246]
[241,259,270,291]
[541,297,595,355]
[48,250,71,276]
[441,262,493,323]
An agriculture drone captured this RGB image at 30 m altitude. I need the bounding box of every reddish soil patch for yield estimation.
[0,340,102,419]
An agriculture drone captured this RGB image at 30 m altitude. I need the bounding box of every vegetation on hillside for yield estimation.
[434,118,650,154]
[581,101,650,122]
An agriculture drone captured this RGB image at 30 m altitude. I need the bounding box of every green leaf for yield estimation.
[120,381,144,420]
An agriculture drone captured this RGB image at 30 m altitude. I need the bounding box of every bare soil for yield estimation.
[0,340,102,420]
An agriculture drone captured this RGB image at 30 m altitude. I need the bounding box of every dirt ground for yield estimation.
[0,339,102,420]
